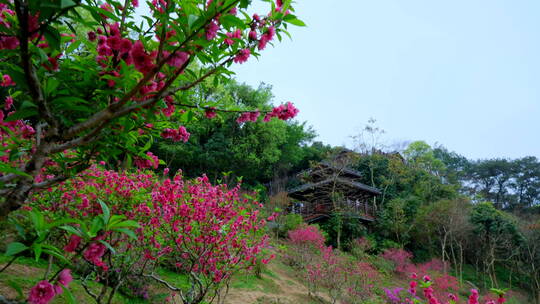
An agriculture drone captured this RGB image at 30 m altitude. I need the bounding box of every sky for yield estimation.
[232,0,540,160]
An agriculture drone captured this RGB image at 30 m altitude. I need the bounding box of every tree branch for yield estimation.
[14,0,59,137]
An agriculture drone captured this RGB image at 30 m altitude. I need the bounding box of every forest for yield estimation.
[0,0,539,304]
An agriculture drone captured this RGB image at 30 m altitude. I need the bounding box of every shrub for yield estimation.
[381,248,413,274]
[350,236,374,258]
[384,275,508,304]
[284,224,326,268]
[344,261,382,303]
[279,213,304,237]
[13,166,273,304]
[288,224,326,248]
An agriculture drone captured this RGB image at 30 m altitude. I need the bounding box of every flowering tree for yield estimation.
[0,0,303,216]
[8,165,274,303]
[285,224,326,268]
[384,274,508,304]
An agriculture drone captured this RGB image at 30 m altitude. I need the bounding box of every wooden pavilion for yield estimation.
[287,158,381,223]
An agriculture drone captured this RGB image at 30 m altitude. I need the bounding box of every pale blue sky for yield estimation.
[232,0,540,159]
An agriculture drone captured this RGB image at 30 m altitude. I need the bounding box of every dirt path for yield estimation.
[224,262,329,304]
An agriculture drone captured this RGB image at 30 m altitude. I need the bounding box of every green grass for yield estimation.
[231,269,281,294]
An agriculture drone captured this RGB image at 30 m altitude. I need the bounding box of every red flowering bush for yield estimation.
[307,246,349,302]
[285,224,326,268]
[350,236,373,258]
[8,165,273,303]
[384,274,508,304]
[288,224,326,248]
[381,248,414,274]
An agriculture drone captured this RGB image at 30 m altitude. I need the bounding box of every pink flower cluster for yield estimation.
[1,74,14,87]
[225,29,242,46]
[28,269,73,304]
[236,111,260,123]
[161,126,190,142]
[83,241,108,270]
[288,225,326,248]
[381,248,414,274]
[0,4,18,50]
[234,48,251,64]
[135,152,160,170]
[385,273,508,304]
[290,226,381,302]
[264,102,299,121]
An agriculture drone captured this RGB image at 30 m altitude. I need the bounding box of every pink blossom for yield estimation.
[4,96,13,110]
[135,152,160,170]
[130,41,155,74]
[118,38,133,54]
[87,31,97,41]
[161,126,190,142]
[249,30,258,41]
[205,107,217,119]
[224,29,242,46]
[83,242,107,266]
[258,27,276,50]
[131,0,139,7]
[21,125,36,139]
[205,20,219,40]
[54,269,73,294]
[28,281,56,304]
[167,51,189,68]
[236,111,259,123]
[264,102,299,121]
[234,48,251,64]
[57,269,73,287]
[1,74,14,87]
[468,289,479,304]
[63,235,82,252]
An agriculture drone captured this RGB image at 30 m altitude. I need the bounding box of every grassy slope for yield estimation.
[0,251,533,304]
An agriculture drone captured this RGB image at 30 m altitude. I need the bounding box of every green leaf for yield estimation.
[61,285,77,304]
[98,199,111,225]
[3,107,38,122]
[43,248,71,265]
[89,217,104,236]
[5,242,28,256]
[61,0,77,8]
[59,225,82,237]
[46,218,82,230]
[141,136,153,152]
[113,228,137,240]
[43,25,61,51]
[111,219,139,229]
[283,15,306,27]
[0,163,31,178]
[98,240,116,255]
[65,39,81,54]
[220,15,245,29]
[29,210,45,232]
[187,14,199,30]
[32,243,42,261]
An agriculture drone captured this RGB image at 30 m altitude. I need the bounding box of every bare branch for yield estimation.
[143,273,183,292]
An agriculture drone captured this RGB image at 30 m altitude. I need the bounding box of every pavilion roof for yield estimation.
[288,177,381,200]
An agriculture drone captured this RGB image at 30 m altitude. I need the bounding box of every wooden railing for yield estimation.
[291,200,375,221]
